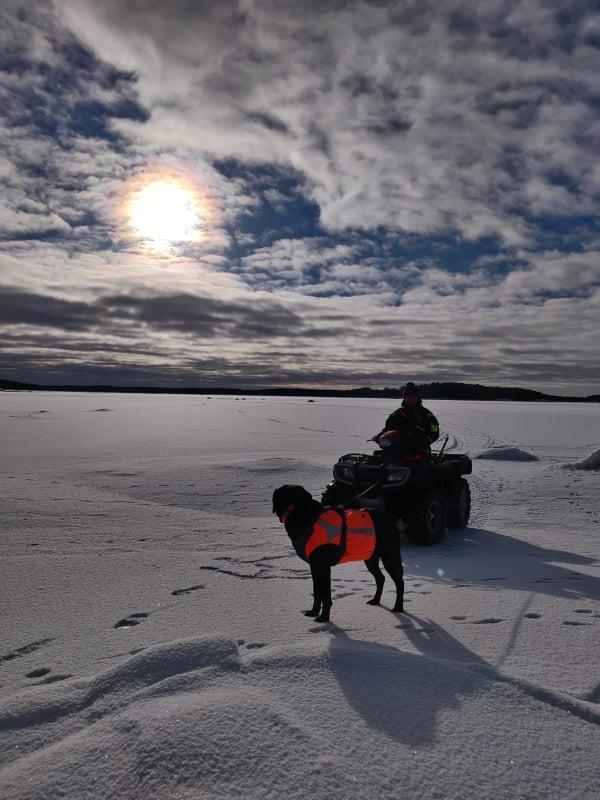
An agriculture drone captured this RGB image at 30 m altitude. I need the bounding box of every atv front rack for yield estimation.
[332,451,472,489]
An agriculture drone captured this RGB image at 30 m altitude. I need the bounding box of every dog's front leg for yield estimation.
[315,600,332,623]
[309,552,332,623]
[303,560,322,617]
[303,598,322,617]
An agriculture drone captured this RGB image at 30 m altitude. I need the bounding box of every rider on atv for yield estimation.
[371,382,440,456]
[323,383,469,544]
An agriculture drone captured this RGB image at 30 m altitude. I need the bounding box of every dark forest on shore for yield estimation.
[1,378,598,402]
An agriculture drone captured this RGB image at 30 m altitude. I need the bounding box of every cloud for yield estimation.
[0,286,101,329]
[0,4,139,244]
[56,0,599,246]
[0,282,349,340]
[1,2,599,394]
[2,261,599,392]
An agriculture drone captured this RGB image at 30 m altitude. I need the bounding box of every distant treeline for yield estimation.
[1,377,598,402]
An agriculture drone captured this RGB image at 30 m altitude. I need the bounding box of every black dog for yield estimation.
[273,485,404,623]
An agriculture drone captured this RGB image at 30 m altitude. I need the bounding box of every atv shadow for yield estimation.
[403,526,600,603]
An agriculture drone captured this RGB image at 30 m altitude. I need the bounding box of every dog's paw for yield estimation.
[392,604,405,613]
[366,598,381,606]
[303,608,319,617]
[315,614,330,623]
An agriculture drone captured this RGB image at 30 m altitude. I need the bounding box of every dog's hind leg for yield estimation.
[380,548,404,612]
[364,555,385,606]
[370,510,405,612]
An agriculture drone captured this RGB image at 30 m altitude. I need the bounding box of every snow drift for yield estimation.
[565,447,600,471]
[1,633,599,800]
[477,446,539,461]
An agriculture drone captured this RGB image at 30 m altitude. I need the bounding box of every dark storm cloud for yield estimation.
[3,343,599,390]
[0,330,161,358]
[99,292,307,339]
[0,285,346,340]
[0,286,102,330]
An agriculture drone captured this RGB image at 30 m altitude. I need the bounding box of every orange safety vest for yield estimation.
[304,509,376,563]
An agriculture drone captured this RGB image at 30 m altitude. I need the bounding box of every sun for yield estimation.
[129,180,200,249]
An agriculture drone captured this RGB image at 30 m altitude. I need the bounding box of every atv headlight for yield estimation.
[334,465,354,481]
[387,467,410,485]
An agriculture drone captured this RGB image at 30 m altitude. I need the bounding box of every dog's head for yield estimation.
[272,484,314,522]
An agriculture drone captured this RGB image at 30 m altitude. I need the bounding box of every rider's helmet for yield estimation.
[403,381,419,407]
[377,430,403,449]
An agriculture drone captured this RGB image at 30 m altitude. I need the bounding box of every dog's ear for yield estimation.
[272,485,313,517]
[272,485,292,516]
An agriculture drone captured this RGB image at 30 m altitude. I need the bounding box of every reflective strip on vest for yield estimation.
[304,509,376,563]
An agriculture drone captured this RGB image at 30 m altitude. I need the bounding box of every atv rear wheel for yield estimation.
[403,491,446,545]
[447,478,471,529]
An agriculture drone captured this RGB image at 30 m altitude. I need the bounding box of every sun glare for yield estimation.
[130,180,201,249]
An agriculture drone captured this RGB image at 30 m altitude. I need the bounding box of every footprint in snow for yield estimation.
[1,638,54,663]
[245,642,267,650]
[171,585,203,596]
[114,612,148,629]
[524,613,542,619]
[562,620,590,626]
[34,674,72,685]
[471,618,505,625]
[25,667,50,678]
[582,684,600,704]
[450,615,467,620]
[573,608,592,614]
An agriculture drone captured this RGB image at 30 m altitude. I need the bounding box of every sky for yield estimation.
[0,0,599,394]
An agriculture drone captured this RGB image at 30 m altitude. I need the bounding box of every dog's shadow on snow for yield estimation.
[406,526,600,602]
[325,616,491,746]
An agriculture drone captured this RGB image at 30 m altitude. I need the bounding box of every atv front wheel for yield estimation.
[403,491,446,545]
[447,478,471,529]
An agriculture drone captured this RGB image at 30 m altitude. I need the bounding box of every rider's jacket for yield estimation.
[292,509,377,564]
[384,401,439,452]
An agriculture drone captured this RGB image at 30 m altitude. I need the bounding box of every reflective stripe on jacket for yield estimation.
[304,509,376,563]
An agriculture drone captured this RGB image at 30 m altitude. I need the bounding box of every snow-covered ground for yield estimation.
[1,392,599,799]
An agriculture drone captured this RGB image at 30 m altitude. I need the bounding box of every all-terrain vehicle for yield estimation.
[321,443,472,545]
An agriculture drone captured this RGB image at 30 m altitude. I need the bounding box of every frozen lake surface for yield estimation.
[1,392,599,799]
